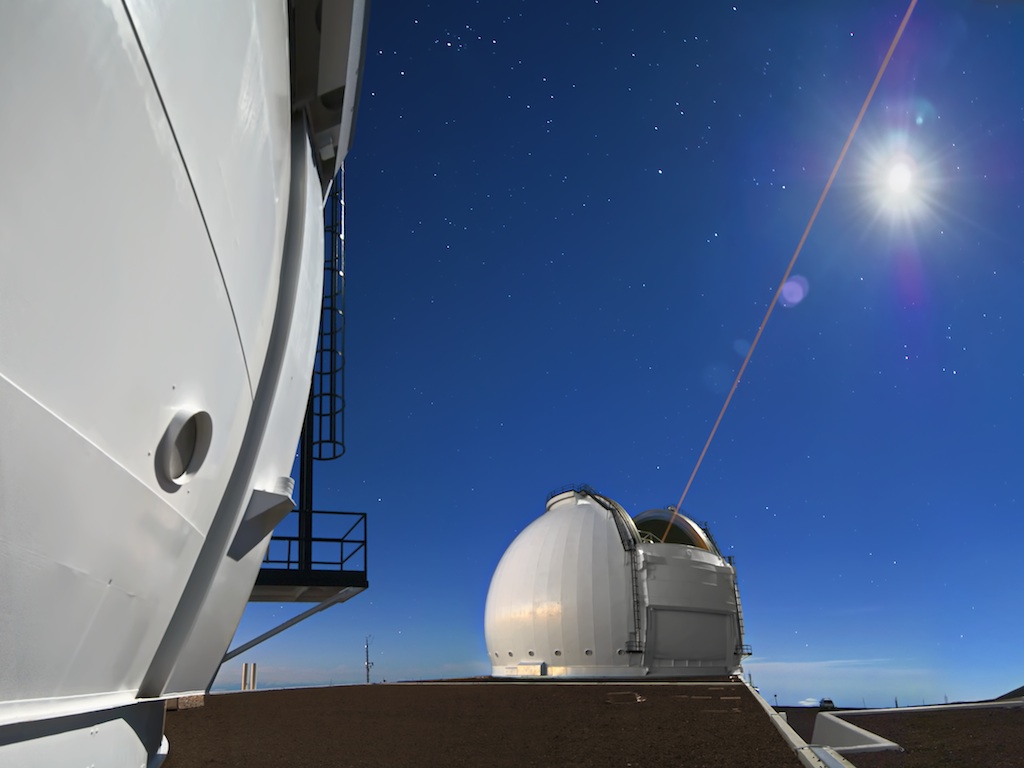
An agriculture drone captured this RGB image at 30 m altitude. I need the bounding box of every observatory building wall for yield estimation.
[638,542,741,675]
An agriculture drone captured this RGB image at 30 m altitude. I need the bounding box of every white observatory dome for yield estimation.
[484,486,747,678]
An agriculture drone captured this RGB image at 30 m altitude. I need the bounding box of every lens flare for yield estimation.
[780,275,809,308]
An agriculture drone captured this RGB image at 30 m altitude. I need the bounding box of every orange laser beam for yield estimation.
[661,0,919,542]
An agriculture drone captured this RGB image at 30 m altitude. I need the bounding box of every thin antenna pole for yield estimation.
[364,635,374,684]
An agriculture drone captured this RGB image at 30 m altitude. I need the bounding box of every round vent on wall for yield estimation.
[156,410,213,489]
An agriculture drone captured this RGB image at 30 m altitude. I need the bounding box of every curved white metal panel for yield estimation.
[163,119,327,694]
[0,0,253,537]
[123,0,293,395]
[0,700,166,767]
[0,0,259,720]
[0,377,205,721]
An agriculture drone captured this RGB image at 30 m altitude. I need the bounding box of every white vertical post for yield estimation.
[252,663,257,690]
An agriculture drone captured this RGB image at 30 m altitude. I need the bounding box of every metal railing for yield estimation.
[262,510,366,574]
[545,483,598,501]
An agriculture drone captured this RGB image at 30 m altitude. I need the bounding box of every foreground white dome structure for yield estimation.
[484,486,749,678]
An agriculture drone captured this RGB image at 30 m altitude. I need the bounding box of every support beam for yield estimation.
[222,587,361,663]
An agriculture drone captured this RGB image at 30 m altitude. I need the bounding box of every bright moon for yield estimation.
[861,135,938,224]
[887,161,914,194]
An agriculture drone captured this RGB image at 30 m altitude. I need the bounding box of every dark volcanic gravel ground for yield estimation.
[839,705,1024,768]
[163,681,805,767]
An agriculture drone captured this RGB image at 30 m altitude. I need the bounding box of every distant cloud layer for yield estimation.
[743,657,945,709]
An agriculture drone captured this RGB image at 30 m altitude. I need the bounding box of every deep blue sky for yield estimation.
[218,0,1024,706]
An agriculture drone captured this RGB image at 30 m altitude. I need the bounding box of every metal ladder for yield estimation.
[626,546,644,654]
[731,567,752,657]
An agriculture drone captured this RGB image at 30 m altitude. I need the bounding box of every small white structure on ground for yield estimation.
[484,486,748,678]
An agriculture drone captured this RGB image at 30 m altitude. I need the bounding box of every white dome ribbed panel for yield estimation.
[484,490,637,677]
